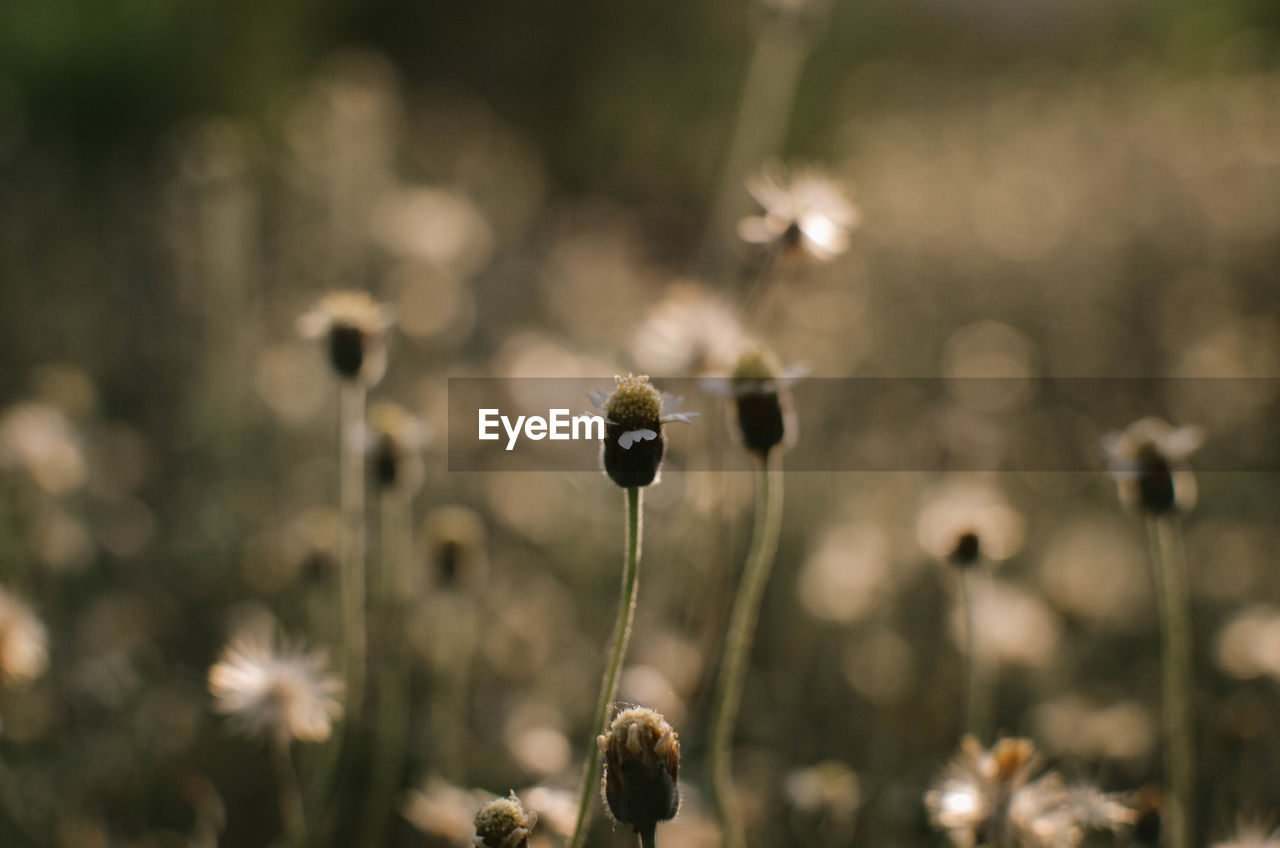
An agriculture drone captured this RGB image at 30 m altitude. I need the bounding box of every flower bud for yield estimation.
[598,706,681,833]
[729,348,793,459]
[473,792,537,848]
[590,375,697,489]
[296,290,394,385]
[1102,418,1203,516]
[423,505,487,591]
[366,401,428,493]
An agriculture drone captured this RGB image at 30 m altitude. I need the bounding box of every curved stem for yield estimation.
[1146,515,1195,848]
[569,487,644,848]
[708,457,784,848]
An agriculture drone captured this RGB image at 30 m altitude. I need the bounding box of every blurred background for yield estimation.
[1,0,1280,846]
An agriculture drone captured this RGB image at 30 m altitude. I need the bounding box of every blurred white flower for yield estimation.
[208,632,343,743]
[738,163,859,262]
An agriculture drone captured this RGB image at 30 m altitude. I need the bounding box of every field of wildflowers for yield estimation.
[1,1,1280,846]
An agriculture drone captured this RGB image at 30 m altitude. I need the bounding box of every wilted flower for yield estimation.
[588,375,698,488]
[0,588,49,686]
[473,791,537,848]
[704,347,803,460]
[366,401,429,492]
[1101,417,1203,515]
[926,736,1132,848]
[296,290,394,384]
[738,163,859,262]
[631,283,746,376]
[599,706,681,835]
[208,632,343,743]
[423,504,488,590]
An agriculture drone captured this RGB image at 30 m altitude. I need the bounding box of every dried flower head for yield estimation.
[705,347,802,460]
[366,401,429,492]
[208,632,343,743]
[423,505,488,591]
[588,375,698,488]
[917,483,1025,569]
[926,737,1132,848]
[296,290,394,384]
[1101,417,1203,515]
[598,706,681,834]
[738,163,859,262]
[0,588,49,686]
[473,791,537,848]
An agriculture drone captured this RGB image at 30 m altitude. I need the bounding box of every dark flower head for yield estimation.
[1102,418,1203,515]
[423,505,487,591]
[588,375,697,489]
[598,706,681,833]
[720,347,802,460]
[473,792,537,848]
[365,401,429,492]
[297,290,394,384]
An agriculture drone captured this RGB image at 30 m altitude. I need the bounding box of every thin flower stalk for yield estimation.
[569,486,644,848]
[708,455,784,848]
[1146,515,1194,848]
[339,380,368,722]
[365,483,415,844]
[271,732,306,848]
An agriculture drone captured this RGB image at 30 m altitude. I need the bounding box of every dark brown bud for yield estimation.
[599,707,681,834]
[473,792,536,848]
[729,348,793,459]
[948,530,981,568]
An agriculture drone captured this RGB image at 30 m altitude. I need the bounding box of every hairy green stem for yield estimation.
[1146,515,1194,848]
[709,457,784,848]
[569,487,644,848]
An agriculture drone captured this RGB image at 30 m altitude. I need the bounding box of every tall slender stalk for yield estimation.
[271,734,306,848]
[365,485,413,844]
[638,823,658,848]
[698,21,819,276]
[1145,515,1194,848]
[708,457,784,848]
[957,567,994,743]
[339,381,368,722]
[569,487,644,848]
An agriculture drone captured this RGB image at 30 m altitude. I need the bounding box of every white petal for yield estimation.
[619,429,658,449]
[660,393,684,413]
[661,412,699,424]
